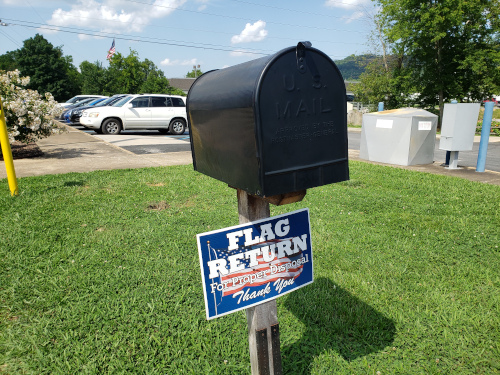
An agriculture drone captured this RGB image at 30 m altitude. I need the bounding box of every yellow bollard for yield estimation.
[0,98,19,196]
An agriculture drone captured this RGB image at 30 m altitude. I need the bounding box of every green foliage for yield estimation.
[334,54,378,81]
[186,69,203,78]
[376,0,500,116]
[14,34,81,102]
[165,86,187,96]
[80,50,179,95]
[79,60,107,95]
[1,35,188,100]
[0,51,17,72]
[352,55,415,110]
[1,163,499,373]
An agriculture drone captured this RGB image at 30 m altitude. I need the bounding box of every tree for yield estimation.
[186,69,203,78]
[376,0,500,120]
[103,49,180,95]
[0,51,17,72]
[352,55,413,110]
[79,60,107,95]
[140,59,170,93]
[106,50,146,94]
[15,34,81,102]
[334,54,378,80]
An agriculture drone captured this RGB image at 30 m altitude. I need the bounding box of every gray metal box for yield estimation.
[360,108,438,166]
[439,103,480,151]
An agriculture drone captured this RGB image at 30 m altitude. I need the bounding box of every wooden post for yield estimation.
[237,188,283,375]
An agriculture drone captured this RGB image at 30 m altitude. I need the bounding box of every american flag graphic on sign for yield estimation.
[209,238,304,298]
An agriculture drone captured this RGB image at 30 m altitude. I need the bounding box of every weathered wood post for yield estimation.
[237,188,282,375]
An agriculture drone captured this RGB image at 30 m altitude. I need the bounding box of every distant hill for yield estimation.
[334,54,379,81]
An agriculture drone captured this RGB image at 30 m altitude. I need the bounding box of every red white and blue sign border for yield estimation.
[197,208,314,320]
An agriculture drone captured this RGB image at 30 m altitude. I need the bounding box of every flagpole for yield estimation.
[207,241,218,316]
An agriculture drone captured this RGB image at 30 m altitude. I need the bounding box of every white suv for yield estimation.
[80,94,188,135]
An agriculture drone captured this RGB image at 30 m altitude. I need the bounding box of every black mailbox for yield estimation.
[187,42,349,197]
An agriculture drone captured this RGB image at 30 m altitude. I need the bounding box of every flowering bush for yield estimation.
[0,70,64,144]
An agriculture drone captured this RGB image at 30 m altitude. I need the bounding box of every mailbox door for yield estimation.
[256,46,349,196]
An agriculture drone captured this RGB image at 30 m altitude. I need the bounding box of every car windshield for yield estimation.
[112,96,132,107]
[94,97,118,107]
[87,98,105,106]
[65,97,82,104]
[74,98,94,107]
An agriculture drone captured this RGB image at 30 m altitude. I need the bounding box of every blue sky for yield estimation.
[0,0,376,78]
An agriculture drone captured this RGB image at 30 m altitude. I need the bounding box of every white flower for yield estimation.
[1,70,63,143]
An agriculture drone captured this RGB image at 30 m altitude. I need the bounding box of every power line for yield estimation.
[4,18,366,57]
[4,20,270,55]
[122,0,366,34]
[4,19,357,60]
[23,0,84,61]
[0,28,22,48]
[5,18,273,53]
[227,0,369,17]
[27,12,365,47]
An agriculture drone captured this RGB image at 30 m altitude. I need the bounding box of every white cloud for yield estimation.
[343,10,365,23]
[231,20,267,44]
[195,0,210,11]
[1,0,62,5]
[324,0,371,9]
[161,58,199,66]
[46,0,187,35]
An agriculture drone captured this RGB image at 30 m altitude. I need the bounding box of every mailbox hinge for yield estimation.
[296,41,311,74]
[296,41,322,88]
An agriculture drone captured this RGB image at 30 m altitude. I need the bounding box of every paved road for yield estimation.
[348,131,500,172]
[75,125,192,154]
[73,124,500,173]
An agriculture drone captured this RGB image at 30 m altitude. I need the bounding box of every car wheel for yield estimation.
[101,118,122,134]
[169,119,186,135]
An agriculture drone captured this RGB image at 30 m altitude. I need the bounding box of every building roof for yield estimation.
[170,77,356,95]
[169,78,196,92]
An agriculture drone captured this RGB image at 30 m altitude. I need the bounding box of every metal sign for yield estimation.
[197,208,313,320]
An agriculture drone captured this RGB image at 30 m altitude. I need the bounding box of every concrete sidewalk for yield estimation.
[1,124,499,186]
[0,125,192,178]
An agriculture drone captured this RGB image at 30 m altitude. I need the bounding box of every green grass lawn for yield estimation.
[1,162,499,374]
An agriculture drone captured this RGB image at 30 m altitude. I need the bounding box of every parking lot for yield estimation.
[72,124,500,173]
[74,124,192,155]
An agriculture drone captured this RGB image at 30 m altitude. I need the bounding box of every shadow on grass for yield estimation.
[63,180,87,187]
[282,277,395,372]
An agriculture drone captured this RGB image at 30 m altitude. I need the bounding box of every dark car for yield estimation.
[58,98,98,120]
[66,95,128,125]
[62,98,108,123]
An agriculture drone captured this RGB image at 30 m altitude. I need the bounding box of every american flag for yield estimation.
[209,238,304,298]
[106,39,116,60]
